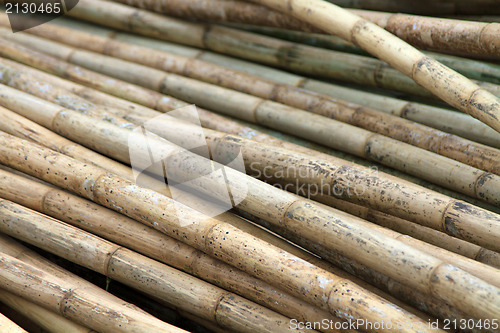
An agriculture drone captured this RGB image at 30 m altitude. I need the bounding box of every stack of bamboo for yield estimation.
[0,0,499,332]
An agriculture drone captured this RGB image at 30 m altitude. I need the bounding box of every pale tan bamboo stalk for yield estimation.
[113,0,320,32]
[53,17,500,149]
[0,311,26,333]
[0,169,342,332]
[2,38,499,208]
[0,138,437,333]
[0,241,184,332]
[351,10,500,58]
[63,0,500,131]
[0,200,309,333]
[0,126,499,323]
[2,74,500,257]
[0,290,95,333]
[11,22,500,174]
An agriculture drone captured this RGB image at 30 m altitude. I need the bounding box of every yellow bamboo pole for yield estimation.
[0,130,498,323]
[62,0,500,131]
[8,21,500,175]
[1,37,499,208]
[0,311,26,333]
[0,290,95,333]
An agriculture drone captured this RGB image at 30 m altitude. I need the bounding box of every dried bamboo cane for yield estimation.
[0,137,441,333]
[1,38,499,207]
[0,124,499,323]
[0,241,184,332]
[9,21,500,174]
[0,290,95,333]
[232,23,500,85]
[53,17,500,149]
[0,168,341,332]
[0,311,26,333]
[351,10,500,58]
[0,200,310,333]
[63,0,500,131]
[2,69,500,254]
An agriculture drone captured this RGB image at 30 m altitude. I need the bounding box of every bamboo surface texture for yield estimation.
[63,0,500,132]
[52,17,500,149]
[0,123,499,323]
[0,168,341,332]
[0,199,307,333]
[352,10,500,58]
[9,20,500,175]
[0,134,442,333]
[1,36,500,209]
[0,311,27,333]
[1,59,500,254]
[0,236,184,333]
[0,290,95,333]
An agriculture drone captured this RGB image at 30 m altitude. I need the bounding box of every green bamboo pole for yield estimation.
[0,311,26,333]
[2,59,500,252]
[0,240,184,332]
[0,168,341,331]
[0,115,499,323]
[1,38,499,207]
[0,136,440,332]
[231,23,500,85]
[0,200,309,333]
[52,17,500,149]
[351,10,500,59]
[10,22,500,174]
[61,0,500,132]
[0,290,95,333]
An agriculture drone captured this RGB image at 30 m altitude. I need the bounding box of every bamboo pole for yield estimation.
[0,290,95,333]
[351,10,500,59]
[0,200,310,333]
[53,17,500,149]
[2,71,500,254]
[0,144,438,333]
[1,39,500,207]
[0,241,184,332]
[0,168,341,331]
[231,23,500,85]
[62,0,500,132]
[0,130,498,323]
[0,311,26,333]
[9,21,500,174]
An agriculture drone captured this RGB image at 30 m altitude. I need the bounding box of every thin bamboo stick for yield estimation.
[0,241,184,332]
[53,17,500,149]
[0,311,26,333]
[1,38,499,207]
[351,10,500,58]
[63,0,500,131]
[0,200,310,333]
[2,69,500,255]
[0,140,437,333]
[10,21,500,174]
[0,290,95,333]
[0,168,341,332]
[0,129,498,322]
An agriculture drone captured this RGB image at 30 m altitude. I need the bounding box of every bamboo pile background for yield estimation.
[0,0,499,332]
